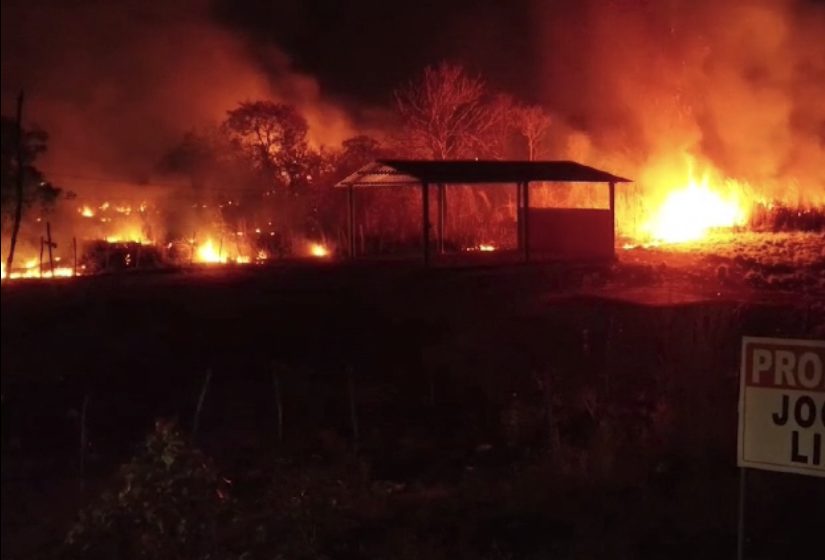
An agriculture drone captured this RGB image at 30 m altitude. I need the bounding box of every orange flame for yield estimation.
[640,156,748,244]
[309,243,329,258]
[195,239,227,264]
[2,258,75,280]
[192,237,261,265]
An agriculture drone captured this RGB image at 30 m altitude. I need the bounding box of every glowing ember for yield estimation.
[105,233,152,244]
[642,161,748,244]
[309,243,329,258]
[465,243,497,252]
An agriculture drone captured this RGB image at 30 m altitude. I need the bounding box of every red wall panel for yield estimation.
[527,208,613,259]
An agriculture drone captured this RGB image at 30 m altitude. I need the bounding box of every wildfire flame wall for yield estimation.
[2,0,824,270]
[532,0,825,211]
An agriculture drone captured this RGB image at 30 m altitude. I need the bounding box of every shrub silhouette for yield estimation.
[64,420,230,559]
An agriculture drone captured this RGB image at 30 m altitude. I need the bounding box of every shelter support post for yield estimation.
[608,181,616,257]
[523,181,531,263]
[422,182,430,265]
[437,183,446,254]
[347,185,355,258]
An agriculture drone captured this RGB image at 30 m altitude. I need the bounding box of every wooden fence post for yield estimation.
[79,394,90,478]
[272,364,284,443]
[347,366,359,446]
[543,369,560,456]
[192,368,212,443]
[4,91,25,275]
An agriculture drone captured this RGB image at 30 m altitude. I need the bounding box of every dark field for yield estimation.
[2,260,823,559]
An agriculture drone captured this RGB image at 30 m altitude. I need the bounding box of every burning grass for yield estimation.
[1,258,75,280]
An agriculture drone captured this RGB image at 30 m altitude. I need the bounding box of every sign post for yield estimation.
[737,336,825,559]
[736,466,746,560]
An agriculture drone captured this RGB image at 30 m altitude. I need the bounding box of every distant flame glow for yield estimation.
[309,243,329,258]
[2,258,75,280]
[105,231,152,244]
[465,243,496,252]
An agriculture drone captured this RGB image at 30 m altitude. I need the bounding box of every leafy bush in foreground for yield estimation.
[64,420,231,560]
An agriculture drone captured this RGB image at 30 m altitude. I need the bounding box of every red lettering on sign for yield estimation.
[745,342,825,392]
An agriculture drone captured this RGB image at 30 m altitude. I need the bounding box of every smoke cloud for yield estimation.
[1,0,353,190]
[532,0,825,203]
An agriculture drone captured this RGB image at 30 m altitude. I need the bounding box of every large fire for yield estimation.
[638,156,749,245]
[0,152,816,282]
[2,210,343,280]
[644,175,748,244]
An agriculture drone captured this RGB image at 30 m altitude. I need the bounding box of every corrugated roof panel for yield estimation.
[335,160,631,187]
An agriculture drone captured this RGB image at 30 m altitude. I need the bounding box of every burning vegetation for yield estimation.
[2,1,824,281]
[3,2,825,558]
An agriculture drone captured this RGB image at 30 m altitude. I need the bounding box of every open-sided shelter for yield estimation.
[335,160,631,263]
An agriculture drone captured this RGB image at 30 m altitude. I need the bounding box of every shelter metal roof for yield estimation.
[335,159,631,188]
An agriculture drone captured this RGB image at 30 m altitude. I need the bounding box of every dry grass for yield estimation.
[619,230,825,296]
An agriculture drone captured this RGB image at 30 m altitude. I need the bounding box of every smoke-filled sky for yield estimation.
[2,0,824,200]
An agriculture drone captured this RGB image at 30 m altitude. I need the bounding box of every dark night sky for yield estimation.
[211,0,540,104]
[1,0,541,112]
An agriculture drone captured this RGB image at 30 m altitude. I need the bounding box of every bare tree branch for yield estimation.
[512,105,552,161]
[394,62,506,159]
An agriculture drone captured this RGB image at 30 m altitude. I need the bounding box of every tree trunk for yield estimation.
[46,221,55,276]
[5,91,26,276]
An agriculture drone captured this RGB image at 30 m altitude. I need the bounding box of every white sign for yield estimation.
[738,337,825,477]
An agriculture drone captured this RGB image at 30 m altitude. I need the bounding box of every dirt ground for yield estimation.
[2,240,823,559]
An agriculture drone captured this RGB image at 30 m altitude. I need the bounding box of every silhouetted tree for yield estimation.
[1,116,60,228]
[394,62,508,159]
[394,64,516,246]
[222,101,310,193]
[512,105,552,160]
